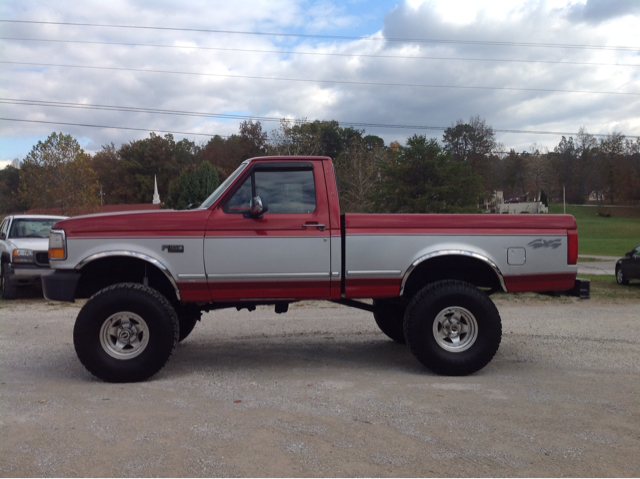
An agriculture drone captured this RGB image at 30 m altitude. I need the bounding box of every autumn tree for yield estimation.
[19,132,98,214]
[267,118,323,156]
[333,141,385,213]
[373,135,482,213]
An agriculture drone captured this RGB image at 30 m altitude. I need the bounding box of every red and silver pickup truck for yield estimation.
[42,156,589,382]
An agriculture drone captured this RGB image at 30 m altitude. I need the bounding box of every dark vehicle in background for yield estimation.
[0,215,68,299]
[616,244,640,285]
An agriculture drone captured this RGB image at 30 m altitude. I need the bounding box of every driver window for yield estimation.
[223,168,316,214]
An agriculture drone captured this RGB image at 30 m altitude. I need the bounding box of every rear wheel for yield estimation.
[616,266,629,285]
[404,280,502,376]
[74,283,179,382]
[373,298,406,344]
[1,263,18,300]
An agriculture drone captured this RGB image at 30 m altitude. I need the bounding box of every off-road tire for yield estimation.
[404,280,502,376]
[74,283,179,382]
[1,263,18,300]
[373,298,406,344]
[616,266,629,285]
[178,312,200,342]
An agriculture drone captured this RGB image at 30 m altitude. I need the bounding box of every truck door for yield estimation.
[204,161,332,300]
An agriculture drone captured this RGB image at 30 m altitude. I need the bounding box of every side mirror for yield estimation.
[0,232,5,240]
[625,251,633,257]
[243,196,268,218]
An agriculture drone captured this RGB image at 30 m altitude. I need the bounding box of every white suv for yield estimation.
[0,215,67,299]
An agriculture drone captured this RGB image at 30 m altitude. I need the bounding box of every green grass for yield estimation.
[549,204,640,256]
[493,275,640,302]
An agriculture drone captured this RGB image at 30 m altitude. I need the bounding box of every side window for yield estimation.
[0,219,9,238]
[223,168,316,214]
[222,178,252,213]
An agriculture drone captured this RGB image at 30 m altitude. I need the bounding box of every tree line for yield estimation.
[1,118,639,216]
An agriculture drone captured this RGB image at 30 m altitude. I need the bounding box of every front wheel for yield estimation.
[74,283,179,382]
[616,266,629,285]
[404,280,502,376]
[1,263,19,300]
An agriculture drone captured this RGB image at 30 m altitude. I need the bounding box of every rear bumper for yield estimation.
[565,278,591,299]
[41,270,81,302]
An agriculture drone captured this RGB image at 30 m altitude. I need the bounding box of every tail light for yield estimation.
[567,230,578,265]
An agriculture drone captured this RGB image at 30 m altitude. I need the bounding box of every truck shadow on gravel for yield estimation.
[164,337,430,379]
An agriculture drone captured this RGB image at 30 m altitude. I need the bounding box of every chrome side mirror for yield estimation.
[244,196,268,218]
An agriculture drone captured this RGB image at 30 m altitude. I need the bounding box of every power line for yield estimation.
[1,19,637,51]
[3,61,637,96]
[2,37,637,68]
[0,112,624,139]
[0,117,222,138]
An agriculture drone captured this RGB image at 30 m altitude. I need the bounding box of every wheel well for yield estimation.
[75,256,177,302]
[402,255,503,300]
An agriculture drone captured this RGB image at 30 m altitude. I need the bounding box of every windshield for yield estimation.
[9,219,60,239]
[199,161,249,208]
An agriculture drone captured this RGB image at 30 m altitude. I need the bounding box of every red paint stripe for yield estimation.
[344,277,402,299]
[345,213,577,230]
[345,229,569,236]
[209,279,331,300]
[503,272,576,292]
[176,281,211,302]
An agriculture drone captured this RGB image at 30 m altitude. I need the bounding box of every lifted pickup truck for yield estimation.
[43,156,588,382]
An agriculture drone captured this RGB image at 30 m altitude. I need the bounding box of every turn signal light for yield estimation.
[48,230,67,261]
[49,248,66,259]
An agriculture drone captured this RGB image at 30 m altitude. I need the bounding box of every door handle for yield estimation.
[302,223,326,230]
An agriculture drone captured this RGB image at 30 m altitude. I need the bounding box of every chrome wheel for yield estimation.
[99,312,150,359]
[432,306,478,353]
[616,267,626,285]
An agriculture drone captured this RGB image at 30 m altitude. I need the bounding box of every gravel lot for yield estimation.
[1,297,639,477]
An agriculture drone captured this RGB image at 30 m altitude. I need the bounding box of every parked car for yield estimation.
[0,215,68,299]
[615,244,640,285]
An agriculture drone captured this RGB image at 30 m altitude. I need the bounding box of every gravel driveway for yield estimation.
[1,297,639,477]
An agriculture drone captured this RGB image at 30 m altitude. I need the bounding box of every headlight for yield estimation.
[48,229,67,260]
[12,248,35,263]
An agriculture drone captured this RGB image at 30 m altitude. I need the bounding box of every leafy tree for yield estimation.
[92,143,130,205]
[117,133,203,204]
[443,116,497,193]
[202,121,267,175]
[19,132,98,214]
[166,162,222,210]
[0,162,28,214]
[373,135,483,213]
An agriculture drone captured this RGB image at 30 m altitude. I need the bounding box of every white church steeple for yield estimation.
[152,175,161,205]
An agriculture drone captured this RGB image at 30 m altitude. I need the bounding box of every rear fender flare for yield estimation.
[400,249,506,296]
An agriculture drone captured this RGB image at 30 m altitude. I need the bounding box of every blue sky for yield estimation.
[1,0,639,169]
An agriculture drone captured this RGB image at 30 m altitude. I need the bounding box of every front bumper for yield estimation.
[5,263,53,285]
[41,270,81,302]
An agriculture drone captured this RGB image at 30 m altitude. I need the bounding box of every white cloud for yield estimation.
[0,0,638,160]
